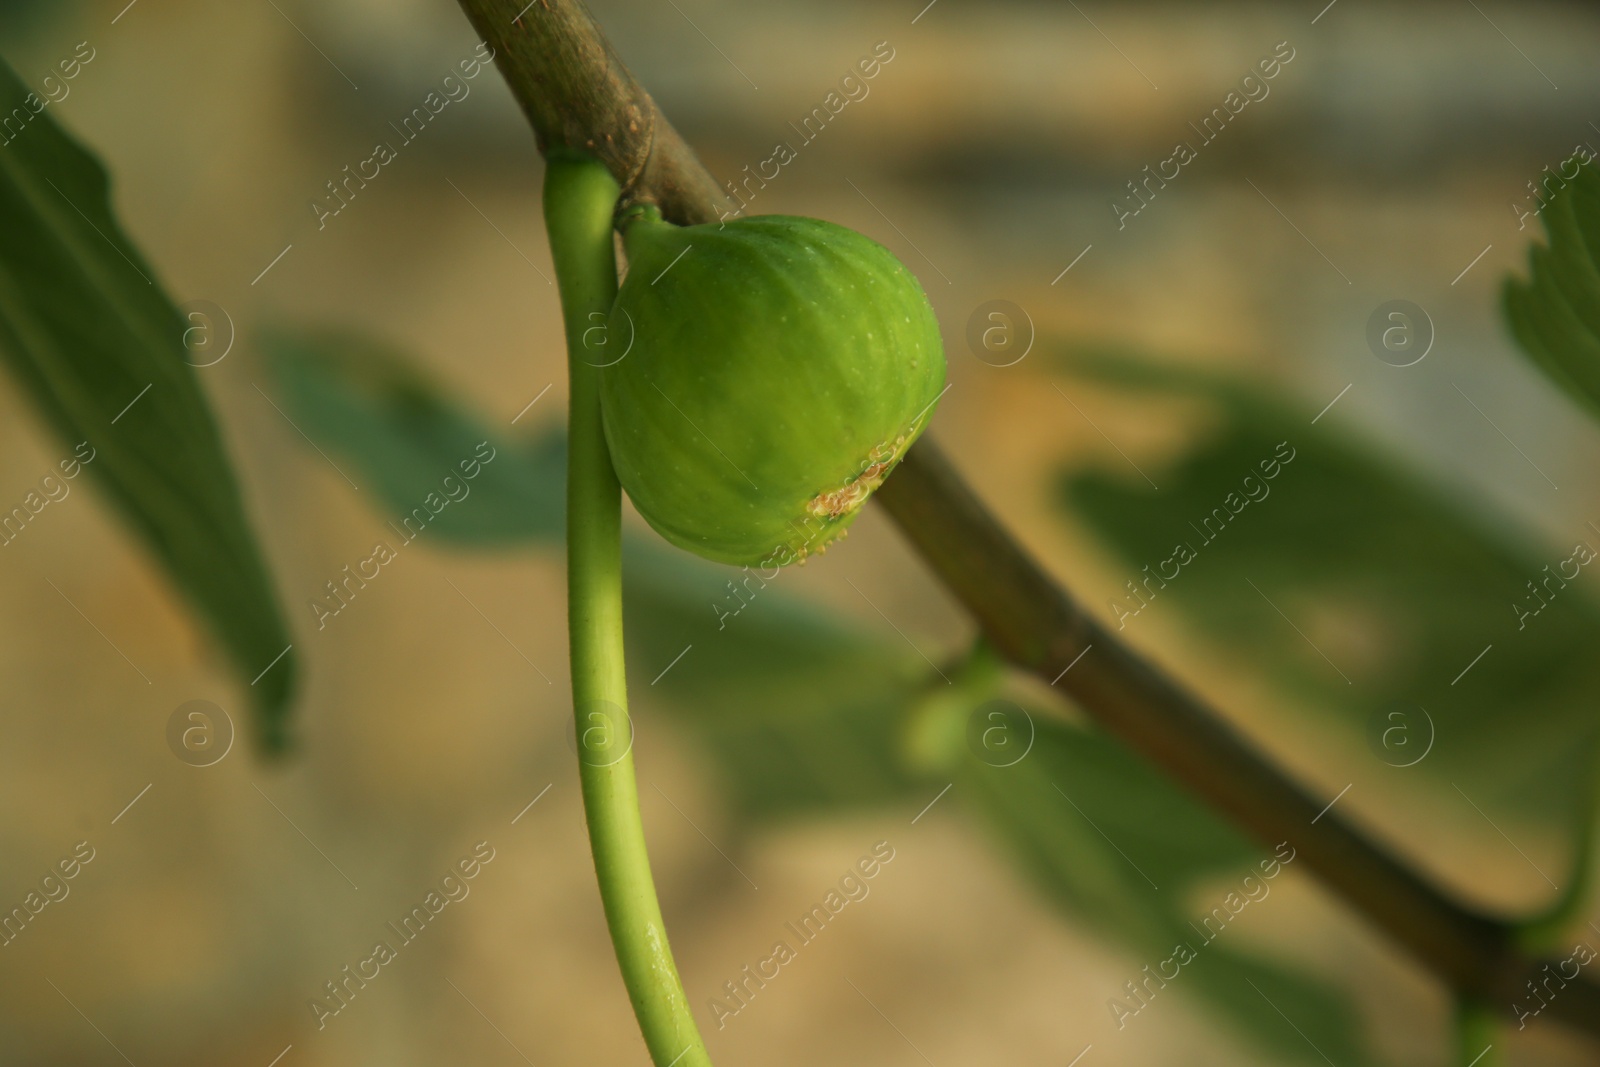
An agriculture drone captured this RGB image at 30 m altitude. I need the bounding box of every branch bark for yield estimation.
[454,0,1600,1041]
[468,0,727,225]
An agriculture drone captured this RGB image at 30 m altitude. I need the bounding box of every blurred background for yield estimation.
[2,0,1600,1063]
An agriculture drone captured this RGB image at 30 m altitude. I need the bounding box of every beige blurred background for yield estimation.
[1,0,1598,1064]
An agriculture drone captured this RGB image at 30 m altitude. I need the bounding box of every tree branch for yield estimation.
[468,0,727,225]
[454,0,1600,1041]
[879,439,1600,1032]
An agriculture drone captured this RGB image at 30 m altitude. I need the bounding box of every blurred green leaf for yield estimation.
[963,714,1375,1065]
[1505,155,1600,420]
[1187,947,1374,1066]
[270,330,565,545]
[623,549,930,823]
[963,720,1204,948]
[0,53,295,745]
[1054,347,1600,826]
[979,712,1261,893]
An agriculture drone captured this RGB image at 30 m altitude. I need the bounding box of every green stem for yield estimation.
[544,153,712,1067]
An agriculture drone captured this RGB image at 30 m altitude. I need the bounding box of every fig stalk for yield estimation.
[544,153,712,1067]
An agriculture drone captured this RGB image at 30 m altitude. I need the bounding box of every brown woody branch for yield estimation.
[453,0,1600,1041]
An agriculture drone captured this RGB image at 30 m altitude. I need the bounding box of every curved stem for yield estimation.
[544,153,712,1067]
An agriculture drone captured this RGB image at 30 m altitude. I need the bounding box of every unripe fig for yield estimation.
[598,210,945,567]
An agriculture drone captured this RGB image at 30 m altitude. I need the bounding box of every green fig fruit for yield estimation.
[597,210,946,568]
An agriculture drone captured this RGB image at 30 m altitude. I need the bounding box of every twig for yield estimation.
[877,440,1600,1030]
[467,0,727,225]
[452,0,1600,1040]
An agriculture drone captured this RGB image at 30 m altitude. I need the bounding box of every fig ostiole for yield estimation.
[599,207,947,568]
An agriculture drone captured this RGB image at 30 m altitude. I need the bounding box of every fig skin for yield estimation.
[598,210,946,568]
